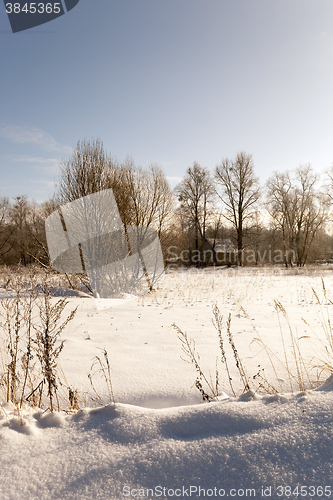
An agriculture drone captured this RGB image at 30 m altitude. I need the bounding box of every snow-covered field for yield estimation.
[1,266,333,500]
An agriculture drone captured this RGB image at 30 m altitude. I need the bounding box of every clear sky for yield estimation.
[1,0,333,202]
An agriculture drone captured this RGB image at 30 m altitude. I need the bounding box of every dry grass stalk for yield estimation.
[274,300,313,392]
[175,304,253,401]
[173,322,215,401]
[212,304,235,397]
[274,300,294,392]
[225,312,250,393]
[0,268,78,412]
[241,306,284,394]
[88,348,116,407]
[33,290,77,412]
[0,271,39,405]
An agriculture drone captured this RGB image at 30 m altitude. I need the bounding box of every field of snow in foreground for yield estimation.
[1,266,333,499]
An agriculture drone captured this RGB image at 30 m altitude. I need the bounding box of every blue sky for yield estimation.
[1,0,333,202]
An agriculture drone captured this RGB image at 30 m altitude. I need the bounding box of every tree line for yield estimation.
[1,138,333,269]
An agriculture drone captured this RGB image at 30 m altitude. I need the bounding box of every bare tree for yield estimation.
[10,195,32,266]
[266,171,291,258]
[215,152,260,265]
[175,162,215,253]
[248,209,265,265]
[55,139,172,292]
[322,163,333,214]
[0,197,57,267]
[119,158,174,284]
[120,157,173,232]
[56,138,119,203]
[56,140,173,238]
[266,164,327,266]
[25,199,60,268]
[0,197,13,259]
[57,138,134,237]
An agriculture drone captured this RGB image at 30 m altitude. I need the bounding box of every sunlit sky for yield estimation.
[1,0,333,203]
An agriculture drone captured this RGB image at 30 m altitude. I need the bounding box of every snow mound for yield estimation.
[1,391,333,500]
[315,373,333,392]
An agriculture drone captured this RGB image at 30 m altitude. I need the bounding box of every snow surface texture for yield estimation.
[1,389,333,500]
[1,267,333,499]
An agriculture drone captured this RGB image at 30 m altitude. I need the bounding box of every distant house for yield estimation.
[199,238,237,266]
